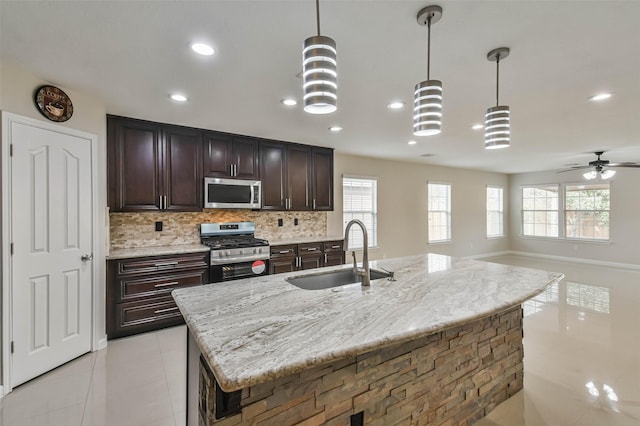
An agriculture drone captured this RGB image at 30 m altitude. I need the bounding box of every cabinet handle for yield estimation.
[154,306,179,315]
[230,164,234,176]
[154,261,178,268]
[313,199,316,210]
[332,245,341,249]
[154,281,179,288]
[324,253,328,263]
[279,250,291,254]
[159,196,163,210]
[296,256,300,268]
[306,248,318,252]
[164,195,168,210]
[234,164,238,176]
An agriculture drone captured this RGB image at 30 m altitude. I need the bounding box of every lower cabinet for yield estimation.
[269,240,344,275]
[107,251,209,339]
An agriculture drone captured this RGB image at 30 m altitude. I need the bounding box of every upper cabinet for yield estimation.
[107,116,203,212]
[259,142,334,211]
[203,132,259,180]
[108,115,333,213]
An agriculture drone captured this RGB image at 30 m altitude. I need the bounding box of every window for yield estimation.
[343,176,377,249]
[428,182,451,243]
[486,186,504,237]
[565,183,610,240]
[522,185,559,237]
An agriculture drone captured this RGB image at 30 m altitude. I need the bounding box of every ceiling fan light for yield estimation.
[583,170,598,180]
[600,169,616,179]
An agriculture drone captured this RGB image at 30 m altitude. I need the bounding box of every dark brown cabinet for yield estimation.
[107,251,209,339]
[203,132,259,179]
[107,116,203,212]
[269,239,344,275]
[259,142,333,211]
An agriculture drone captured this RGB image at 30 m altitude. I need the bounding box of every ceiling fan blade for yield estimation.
[557,166,590,173]
[607,162,640,167]
[608,164,640,168]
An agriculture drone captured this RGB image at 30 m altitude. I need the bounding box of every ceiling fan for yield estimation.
[558,151,640,180]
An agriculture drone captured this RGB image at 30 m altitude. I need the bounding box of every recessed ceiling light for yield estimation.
[408,140,417,145]
[387,101,405,110]
[471,124,484,130]
[589,92,613,101]
[281,98,297,106]
[329,126,342,132]
[170,94,188,102]
[191,43,215,56]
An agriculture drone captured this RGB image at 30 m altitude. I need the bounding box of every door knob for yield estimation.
[81,254,94,262]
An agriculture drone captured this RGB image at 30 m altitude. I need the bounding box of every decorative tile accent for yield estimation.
[109,210,327,249]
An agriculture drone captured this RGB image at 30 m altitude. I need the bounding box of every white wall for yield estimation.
[0,62,109,383]
[508,169,640,266]
[327,153,510,260]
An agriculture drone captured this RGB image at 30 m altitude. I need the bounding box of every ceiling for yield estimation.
[2,0,640,174]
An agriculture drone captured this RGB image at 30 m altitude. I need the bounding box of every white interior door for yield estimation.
[10,121,93,387]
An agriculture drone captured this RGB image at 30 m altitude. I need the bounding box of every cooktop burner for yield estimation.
[202,236,269,250]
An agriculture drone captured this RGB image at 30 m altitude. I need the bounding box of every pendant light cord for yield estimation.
[495,54,501,106]
[427,15,432,79]
[316,0,321,36]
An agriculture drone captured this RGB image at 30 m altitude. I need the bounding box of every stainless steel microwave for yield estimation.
[204,178,261,209]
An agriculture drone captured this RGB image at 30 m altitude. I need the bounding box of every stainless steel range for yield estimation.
[200,222,270,282]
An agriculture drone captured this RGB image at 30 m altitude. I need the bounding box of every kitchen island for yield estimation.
[172,253,563,425]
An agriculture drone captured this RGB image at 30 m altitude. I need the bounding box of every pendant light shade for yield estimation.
[413,5,443,136]
[485,47,511,149]
[303,0,337,114]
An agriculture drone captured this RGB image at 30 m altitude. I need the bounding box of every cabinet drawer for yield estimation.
[115,269,207,302]
[323,240,344,252]
[299,242,322,254]
[111,297,183,339]
[270,245,297,257]
[115,252,209,276]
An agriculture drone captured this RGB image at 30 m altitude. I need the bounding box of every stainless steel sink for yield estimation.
[286,269,390,290]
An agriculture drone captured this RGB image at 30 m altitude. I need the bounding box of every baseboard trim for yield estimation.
[464,250,512,260]
[96,337,108,351]
[505,250,640,271]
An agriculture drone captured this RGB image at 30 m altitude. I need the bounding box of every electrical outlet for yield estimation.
[278,218,283,227]
[294,218,299,226]
[155,221,163,232]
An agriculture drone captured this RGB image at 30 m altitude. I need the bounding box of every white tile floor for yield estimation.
[0,255,638,425]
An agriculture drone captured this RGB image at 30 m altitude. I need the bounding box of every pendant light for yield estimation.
[485,47,511,149]
[413,5,443,136]
[302,0,337,114]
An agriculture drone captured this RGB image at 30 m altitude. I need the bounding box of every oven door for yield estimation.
[210,259,269,283]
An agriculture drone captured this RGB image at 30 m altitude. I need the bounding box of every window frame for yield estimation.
[520,184,560,239]
[342,175,378,250]
[564,182,610,242]
[427,181,452,244]
[486,185,504,239]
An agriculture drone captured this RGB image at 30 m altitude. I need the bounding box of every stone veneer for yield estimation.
[199,306,524,426]
[109,210,327,249]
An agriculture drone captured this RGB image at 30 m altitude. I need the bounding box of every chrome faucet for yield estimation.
[344,219,370,286]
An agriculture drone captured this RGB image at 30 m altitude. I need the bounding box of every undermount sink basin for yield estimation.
[287,268,390,290]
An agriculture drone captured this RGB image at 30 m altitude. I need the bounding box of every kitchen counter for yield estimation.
[267,235,344,246]
[172,253,563,393]
[106,243,209,260]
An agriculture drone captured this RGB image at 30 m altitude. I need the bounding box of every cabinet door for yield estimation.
[164,126,203,211]
[324,252,345,267]
[260,141,286,210]
[269,256,297,275]
[312,148,334,211]
[300,253,323,270]
[232,136,259,179]
[287,145,312,211]
[203,132,233,178]
[108,117,162,211]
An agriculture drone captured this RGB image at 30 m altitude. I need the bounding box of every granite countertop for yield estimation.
[267,235,344,246]
[107,243,210,260]
[172,253,564,392]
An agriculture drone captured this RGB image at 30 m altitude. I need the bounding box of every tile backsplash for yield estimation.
[109,210,327,249]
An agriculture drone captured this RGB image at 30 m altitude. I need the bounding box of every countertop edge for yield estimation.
[106,244,210,260]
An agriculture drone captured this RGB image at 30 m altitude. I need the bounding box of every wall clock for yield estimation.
[34,85,74,122]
